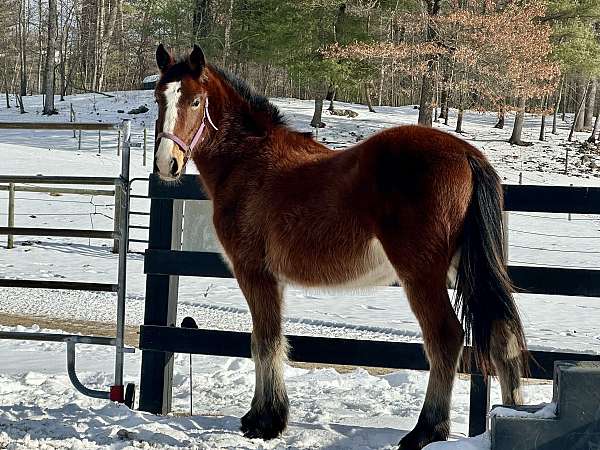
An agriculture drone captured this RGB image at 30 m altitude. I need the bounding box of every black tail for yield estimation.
[455,154,527,375]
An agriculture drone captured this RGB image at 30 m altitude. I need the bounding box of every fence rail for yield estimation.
[137,173,600,437]
[0,185,114,196]
[0,122,121,131]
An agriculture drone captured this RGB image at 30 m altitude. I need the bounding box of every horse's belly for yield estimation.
[274,238,398,289]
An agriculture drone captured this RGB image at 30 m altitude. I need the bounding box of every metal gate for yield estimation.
[0,120,135,407]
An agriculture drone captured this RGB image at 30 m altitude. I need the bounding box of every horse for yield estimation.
[152,44,527,450]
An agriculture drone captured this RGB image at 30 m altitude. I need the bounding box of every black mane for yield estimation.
[209,65,286,127]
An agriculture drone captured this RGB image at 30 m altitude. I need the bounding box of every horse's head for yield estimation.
[154,44,216,181]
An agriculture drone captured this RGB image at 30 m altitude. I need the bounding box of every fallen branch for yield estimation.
[72,85,115,98]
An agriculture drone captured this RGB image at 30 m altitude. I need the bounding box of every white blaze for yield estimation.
[156,81,182,176]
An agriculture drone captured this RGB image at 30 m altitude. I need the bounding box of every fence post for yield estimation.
[468,372,490,436]
[139,119,184,414]
[70,104,76,138]
[7,183,15,249]
[568,184,572,221]
[117,129,121,156]
[143,127,147,167]
[98,130,102,155]
[78,130,82,150]
[114,118,131,397]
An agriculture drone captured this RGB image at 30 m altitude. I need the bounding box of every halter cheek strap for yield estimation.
[157,97,218,159]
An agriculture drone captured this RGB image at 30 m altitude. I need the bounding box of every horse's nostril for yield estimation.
[169,158,179,176]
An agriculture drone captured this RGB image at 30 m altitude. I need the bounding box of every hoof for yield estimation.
[240,404,288,440]
[398,422,448,450]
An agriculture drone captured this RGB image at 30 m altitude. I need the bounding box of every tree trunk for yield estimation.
[552,76,564,135]
[494,108,505,129]
[222,0,234,67]
[16,93,26,113]
[508,97,531,146]
[310,98,325,128]
[378,58,385,106]
[455,108,463,133]
[417,0,440,126]
[439,85,448,120]
[326,86,336,112]
[539,114,546,141]
[584,78,596,129]
[37,0,42,93]
[587,112,600,144]
[18,0,27,96]
[568,79,590,141]
[561,75,568,121]
[364,82,376,113]
[97,0,119,91]
[418,74,434,125]
[43,0,58,115]
[193,0,211,42]
[574,76,587,132]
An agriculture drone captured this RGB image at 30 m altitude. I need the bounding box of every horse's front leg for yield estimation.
[236,268,289,440]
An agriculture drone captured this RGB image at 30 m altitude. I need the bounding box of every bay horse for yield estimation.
[153,44,527,450]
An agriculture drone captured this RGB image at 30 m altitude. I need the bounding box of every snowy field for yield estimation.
[0,91,599,449]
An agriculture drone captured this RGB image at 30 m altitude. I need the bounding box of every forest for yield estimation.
[2,0,600,145]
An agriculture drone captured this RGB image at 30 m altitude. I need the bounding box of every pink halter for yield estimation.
[157,97,218,159]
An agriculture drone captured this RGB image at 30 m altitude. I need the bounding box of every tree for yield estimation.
[43,0,58,115]
[418,0,441,126]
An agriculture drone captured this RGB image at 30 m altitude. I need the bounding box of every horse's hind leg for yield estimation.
[235,268,288,440]
[490,321,524,405]
[398,271,464,450]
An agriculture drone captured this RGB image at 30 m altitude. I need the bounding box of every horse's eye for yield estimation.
[192,99,201,108]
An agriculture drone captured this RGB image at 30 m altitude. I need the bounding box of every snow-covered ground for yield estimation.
[0,91,598,449]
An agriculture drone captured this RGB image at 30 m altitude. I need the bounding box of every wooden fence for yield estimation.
[137,173,600,437]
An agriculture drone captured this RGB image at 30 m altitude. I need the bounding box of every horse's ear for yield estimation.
[189,44,206,77]
[156,44,174,73]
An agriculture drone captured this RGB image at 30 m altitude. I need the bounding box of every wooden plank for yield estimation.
[0,175,118,185]
[138,325,600,380]
[509,266,600,297]
[0,227,116,239]
[143,250,600,298]
[0,122,120,131]
[0,185,114,196]
[144,250,233,278]
[148,174,207,200]
[468,374,490,436]
[504,185,600,214]
[146,178,600,215]
[0,279,118,292]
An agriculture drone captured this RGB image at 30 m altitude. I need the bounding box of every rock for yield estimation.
[117,109,125,113]
[329,109,358,118]
[127,105,149,114]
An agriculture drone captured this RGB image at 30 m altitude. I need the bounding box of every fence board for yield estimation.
[0,122,120,131]
[139,325,600,380]
[0,227,116,239]
[0,279,118,292]
[0,176,118,185]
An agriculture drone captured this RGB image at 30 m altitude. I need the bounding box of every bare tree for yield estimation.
[17,0,28,96]
[43,0,58,115]
[417,0,440,126]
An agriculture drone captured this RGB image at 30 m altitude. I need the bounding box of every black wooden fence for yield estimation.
[138,173,600,437]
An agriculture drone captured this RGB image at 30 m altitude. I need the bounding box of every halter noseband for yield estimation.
[157,97,218,160]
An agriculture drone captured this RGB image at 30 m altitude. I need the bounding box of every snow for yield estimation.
[490,403,557,419]
[142,74,159,84]
[0,90,599,449]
